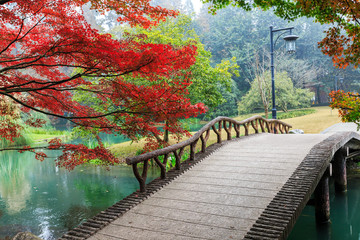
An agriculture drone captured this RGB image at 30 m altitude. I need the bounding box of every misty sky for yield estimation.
[191,0,203,12]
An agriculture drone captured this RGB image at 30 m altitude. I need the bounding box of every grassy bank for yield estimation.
[22,128,71,147]
[0,128,70,148]
[281,106,341,133]
[109,106,341,162]
[27,129,70,141]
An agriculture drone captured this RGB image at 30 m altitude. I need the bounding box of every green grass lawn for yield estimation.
[280,106,341,133]
[25,129,71,145]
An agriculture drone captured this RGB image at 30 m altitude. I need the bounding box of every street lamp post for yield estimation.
[269,26,299,119]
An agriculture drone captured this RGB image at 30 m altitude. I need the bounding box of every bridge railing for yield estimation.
[126,115,292,192]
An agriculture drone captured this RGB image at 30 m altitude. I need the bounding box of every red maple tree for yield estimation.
[329,90,360,128]
[0,0,206,169]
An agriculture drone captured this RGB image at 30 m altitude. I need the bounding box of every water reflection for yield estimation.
[60,205,99,230]
[0,151,32,215]
[0,150,159,239]
[289,173,360,240]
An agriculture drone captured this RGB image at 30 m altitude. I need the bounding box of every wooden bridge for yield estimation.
[60,116,360,240]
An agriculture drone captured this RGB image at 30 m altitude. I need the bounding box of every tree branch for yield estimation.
[0,146,51,152]
[344,0,360,25]
[1,92,150,121]
[0,19,24,55]
[0,0,12,5]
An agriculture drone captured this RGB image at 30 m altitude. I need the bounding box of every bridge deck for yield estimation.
[89,134,330,240]
[322,122,360,134]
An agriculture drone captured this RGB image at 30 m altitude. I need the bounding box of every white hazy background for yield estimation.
[191,0,203,12]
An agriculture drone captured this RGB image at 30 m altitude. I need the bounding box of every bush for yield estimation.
[238,71,314,115]
[277,108,316,120]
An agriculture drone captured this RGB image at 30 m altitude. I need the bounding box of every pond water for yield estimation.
[3,142,360,240]
[0,120,206,239]
[0,150,159,240]
[58,121,205,146]
[289,170,360,240]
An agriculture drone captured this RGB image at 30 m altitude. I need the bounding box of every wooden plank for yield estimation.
[172,176,285,189]
[164,182,279,197]
[151,189,273,208]
[141,197,264,219]
[131,205,250,231]
[188,166,295,175]
[88,225,206,240]
[194,160,299,168]
[107,213,247,240]
[182,170,292,179]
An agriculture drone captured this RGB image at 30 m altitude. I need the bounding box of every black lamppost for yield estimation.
[270,26,299,119]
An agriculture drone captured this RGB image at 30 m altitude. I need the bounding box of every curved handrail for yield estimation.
[126,115,292,192]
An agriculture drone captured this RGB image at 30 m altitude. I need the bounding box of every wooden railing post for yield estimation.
[259,119,265,132]
[223,121,232,140]
[190,140,198,161]
[200,129,210,153]
[132,161,149,192]
[250,120,258,133]
[173,147,184,170]
[244,123,249,136]
[234,123,240,138]
[212,121,222,143]
[154,155,167,179]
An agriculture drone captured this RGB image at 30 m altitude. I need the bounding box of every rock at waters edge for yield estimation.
[12,232,42,240]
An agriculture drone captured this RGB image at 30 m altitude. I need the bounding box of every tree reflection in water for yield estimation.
[0,151,32,215]
[0,150,159,239]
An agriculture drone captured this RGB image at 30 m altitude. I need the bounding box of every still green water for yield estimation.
[289,171,360,240]
[0,121,205,239]
[0,150,159,239]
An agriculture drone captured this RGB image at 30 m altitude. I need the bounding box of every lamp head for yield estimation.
[283,34,299,53]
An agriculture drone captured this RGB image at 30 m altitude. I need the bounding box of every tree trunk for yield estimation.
[164,121,169,143]
[264,108,269,119]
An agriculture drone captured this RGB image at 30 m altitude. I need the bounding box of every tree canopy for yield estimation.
[0,0,206,168]
[330,91,360,128]
[238,71,313,116]
[203,0,360,68]
[117,14,239,117]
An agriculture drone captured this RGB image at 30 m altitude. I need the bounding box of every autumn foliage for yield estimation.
[0,0,206,169]
[330,90,360,128]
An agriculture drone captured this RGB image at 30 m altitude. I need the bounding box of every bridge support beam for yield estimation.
[333,148,347,192]
[315,167,330,224]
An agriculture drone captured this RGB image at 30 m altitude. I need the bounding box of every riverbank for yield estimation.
[0,128,71,150]
[25,129,71,145]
